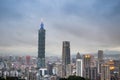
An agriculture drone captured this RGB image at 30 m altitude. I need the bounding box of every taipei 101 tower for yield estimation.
[37,22,46,68]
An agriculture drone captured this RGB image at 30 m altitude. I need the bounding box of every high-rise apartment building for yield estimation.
[90,67,97,80]
[62,41,71,77]
[76,59,83,77]
[101,64,110,80]
[83,54,91,78]
[83,54,91,69]
[37,22,46,68]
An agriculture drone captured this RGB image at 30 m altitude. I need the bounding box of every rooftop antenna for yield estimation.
[40,18,44,29]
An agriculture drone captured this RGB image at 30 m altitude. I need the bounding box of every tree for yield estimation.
[59,75,88,80]
[68,76,86,80]
[59,78,67,80]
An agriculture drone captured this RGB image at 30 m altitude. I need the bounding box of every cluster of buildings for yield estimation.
[0,55,37,80]
[0,22,120,80]
[36,22,120,80]
[48,44,120,80]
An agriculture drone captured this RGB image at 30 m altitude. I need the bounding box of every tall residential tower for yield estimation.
[37,22,46,68]
[76,52,83,77]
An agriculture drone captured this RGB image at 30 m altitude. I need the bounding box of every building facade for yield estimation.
[66,64,72,77]
[37,22,46,68]
[76,59,83,77]
[101,64,110,80]
[76,52,81,60]
[83,54,91,78]
[98,50,103,61]
[98,50,104,74]
[90,67,97,80]
[62,41,71,77]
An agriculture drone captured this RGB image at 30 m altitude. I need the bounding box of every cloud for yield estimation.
[0,0,120,56]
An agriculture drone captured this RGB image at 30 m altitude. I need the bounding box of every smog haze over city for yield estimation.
[0,0,120,56]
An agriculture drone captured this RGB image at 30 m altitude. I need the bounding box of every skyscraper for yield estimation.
[97,50,104,74]
[76,59,83,77]
[83,54,91,78]
[98,50,103,61]
[62,41,71,77]
[83,54,91,69]
[101,64,110,80]
[37,22,46,68]
[76,52,83,76]
[76,52,82,59]
[89,67,97,80]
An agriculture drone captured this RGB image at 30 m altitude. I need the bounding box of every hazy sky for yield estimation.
[0,0,120,56]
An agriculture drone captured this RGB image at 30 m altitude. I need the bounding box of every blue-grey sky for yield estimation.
[0,0,120,56]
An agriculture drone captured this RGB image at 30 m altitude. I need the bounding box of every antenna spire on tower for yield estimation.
[40,18,44,29]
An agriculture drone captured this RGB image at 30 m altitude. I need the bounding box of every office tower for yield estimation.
[97,50,104,74]
[98,50,103,61]
[83,54,91,78]
[76,59,83,77]
[101,64,110,80]
[37,22,46,68]
[76,52,82,59]
[62,41,71,77]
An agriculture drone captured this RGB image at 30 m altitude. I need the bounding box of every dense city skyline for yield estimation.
[0,0,120,56]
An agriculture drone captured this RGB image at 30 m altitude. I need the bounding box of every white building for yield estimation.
[76,59,83,77]
[39,68,48,76]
